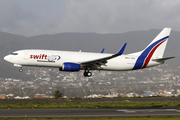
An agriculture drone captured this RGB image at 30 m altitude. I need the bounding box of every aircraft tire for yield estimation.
[84,72,92,77]
[83,72,88,77]
[87,72,92,77]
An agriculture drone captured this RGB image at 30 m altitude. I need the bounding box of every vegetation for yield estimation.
[0,101,180,109]
[53,90,63,99]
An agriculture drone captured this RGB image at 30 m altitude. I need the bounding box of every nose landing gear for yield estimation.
[19,68,23,72]
[84,69,92,77]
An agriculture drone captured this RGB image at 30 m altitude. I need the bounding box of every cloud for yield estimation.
[0,1,37,35]
[0,0,180,36]
[58,0,180,33]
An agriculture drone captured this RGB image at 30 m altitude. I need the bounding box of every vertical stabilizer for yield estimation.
[133,28,171,70]
[143,28,171,58]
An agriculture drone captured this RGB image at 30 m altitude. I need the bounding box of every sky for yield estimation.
[0,0,180,36]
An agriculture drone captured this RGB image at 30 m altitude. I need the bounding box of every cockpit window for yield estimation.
[10,53,18,55]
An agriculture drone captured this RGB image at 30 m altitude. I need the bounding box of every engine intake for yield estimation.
[60,62,80,71]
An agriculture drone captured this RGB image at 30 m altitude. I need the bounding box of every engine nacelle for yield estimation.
[60,62,80,71]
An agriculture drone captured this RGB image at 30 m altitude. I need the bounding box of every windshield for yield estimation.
[10,53,18,55]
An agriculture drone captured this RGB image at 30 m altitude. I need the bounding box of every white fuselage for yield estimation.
[4,49,161,71]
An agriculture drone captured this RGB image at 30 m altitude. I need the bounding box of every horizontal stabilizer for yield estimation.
[152,57,175,62]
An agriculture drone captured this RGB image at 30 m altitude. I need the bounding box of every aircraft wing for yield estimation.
[80,43,127,69]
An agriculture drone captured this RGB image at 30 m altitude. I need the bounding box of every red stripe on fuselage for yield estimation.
[142,39,167,68]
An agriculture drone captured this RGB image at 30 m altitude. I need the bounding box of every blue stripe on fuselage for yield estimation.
[132,36,169,70]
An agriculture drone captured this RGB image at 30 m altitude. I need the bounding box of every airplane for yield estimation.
[4,28,175,77]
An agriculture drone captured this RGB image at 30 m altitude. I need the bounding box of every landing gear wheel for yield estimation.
[19,69,23,72]
[83,69,92,77]
[87,72,92,77]
[83,72,87,77]
[84,72,92,77]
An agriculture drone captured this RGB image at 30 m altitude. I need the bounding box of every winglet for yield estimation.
[100,48,105,53]
[116,43,127,55]
[81,43,127,66]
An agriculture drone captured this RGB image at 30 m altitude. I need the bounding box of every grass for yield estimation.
[0,101,180,109]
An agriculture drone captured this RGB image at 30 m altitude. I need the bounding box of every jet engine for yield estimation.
[60,62,80,71]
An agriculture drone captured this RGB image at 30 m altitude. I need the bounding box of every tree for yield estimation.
[53,90,63,99]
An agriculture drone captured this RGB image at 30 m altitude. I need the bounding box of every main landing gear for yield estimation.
[83,69,92,77]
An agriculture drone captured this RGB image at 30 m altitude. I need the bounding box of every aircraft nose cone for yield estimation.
[4,55,10,62]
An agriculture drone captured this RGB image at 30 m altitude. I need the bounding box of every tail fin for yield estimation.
[132,28,171,70]
[143,28,171,58]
